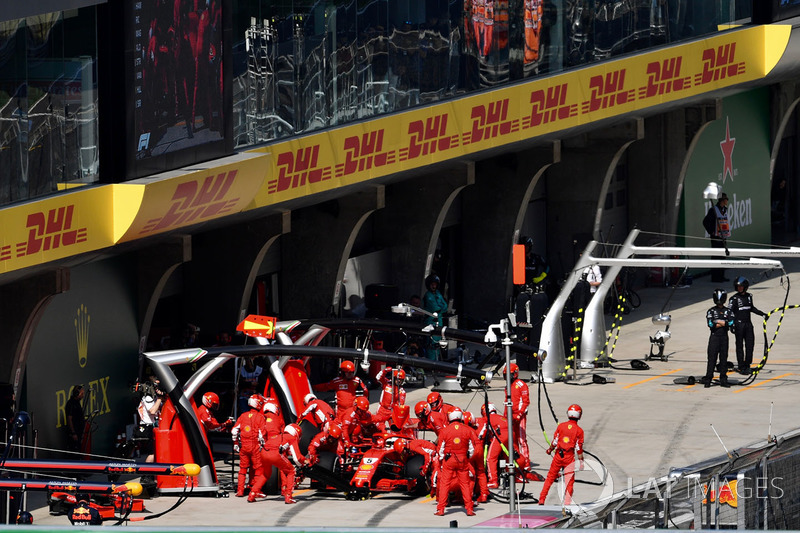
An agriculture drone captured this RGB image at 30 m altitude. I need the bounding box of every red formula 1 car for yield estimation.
[309,433,428,500]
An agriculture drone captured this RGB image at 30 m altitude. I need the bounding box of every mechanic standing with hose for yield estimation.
[434,409,476,516]
[539,404,584,506]
[729,277,766,375]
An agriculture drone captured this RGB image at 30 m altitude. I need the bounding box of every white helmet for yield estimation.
[247,394,263,410]
[567,404,582,420]
[263,401,279,414]
[303,393,316,406]
[448,408,463,422]
[284,423,301,437]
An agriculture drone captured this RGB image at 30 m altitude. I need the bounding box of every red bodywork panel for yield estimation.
[154,399,216,490]
[271,359,313,415]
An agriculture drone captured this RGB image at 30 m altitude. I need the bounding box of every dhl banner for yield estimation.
[248,25,790,209]
[0,154,269,274]
[116,153,268,242]
[0,188,116,274]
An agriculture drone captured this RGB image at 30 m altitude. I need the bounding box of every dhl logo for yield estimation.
[696,44,745,86]
[268,146,332,193]
[3,205,88,261]
[582,70,635,114]
[335,130,396,177]
[464,99,518,144]
[639,57,692,99]
[524,84,578,128]
[399,115,459,161]
[142,171,239,232]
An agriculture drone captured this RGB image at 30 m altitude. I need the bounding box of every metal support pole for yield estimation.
[502,320,516,513]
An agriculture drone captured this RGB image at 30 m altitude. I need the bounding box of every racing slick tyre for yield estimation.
[404,455,429,496]
[299,419,320,454]
[316,451,338,473]
[263,465,280,495]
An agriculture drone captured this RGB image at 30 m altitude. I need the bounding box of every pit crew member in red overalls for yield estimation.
[313,360,368,420]
[279,424,306,503]
[427,391,456,417]
[505,363,531,465]
[434,409,476,516]
[306,422,344,465]
[296,393,335,427]
[198,392,233,432]
[231,394,267,501]
[464,411,490,503]
[260,422,302,504]
[539,404,585,505]
[480,403,511,489]
[393,437,436,477]
[415,401,447,437]
[342,397,380,446]
[374,369,407,425]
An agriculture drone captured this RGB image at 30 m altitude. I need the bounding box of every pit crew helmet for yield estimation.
[481,403,497,417]
[355,397,370,412]
[567,404,583,420]
[284,423,302,438]
[734,276,749,291]
[463,411,476,428]
[448,408,463,422]
[425,274,440,290]
[327,423,342,439]
[202,392,220,410]
[713,288,727,305]
[415,401,431,418]
[248,394,264,410]
[393,439,407,454]
[427,392,443,411]
[340,360,356,375]
[263,400,279,414]
[393,368,406,384]
[503,363,519,378]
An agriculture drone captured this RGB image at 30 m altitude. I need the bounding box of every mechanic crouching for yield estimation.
[434,409,476,517]
[306,422,344,465]
[342,397,381,446]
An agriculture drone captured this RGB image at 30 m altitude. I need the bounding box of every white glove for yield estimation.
[233,443,240,453]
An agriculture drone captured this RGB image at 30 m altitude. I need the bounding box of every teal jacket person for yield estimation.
[423,274,448,360]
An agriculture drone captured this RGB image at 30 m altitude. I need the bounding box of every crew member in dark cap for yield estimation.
[703,193,731,282]
[729,277,766,375]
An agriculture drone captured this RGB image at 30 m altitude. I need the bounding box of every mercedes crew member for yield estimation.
[728,277,766,375]
[704,289,735,388]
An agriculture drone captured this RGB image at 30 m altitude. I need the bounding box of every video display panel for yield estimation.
[777,0,800,19]
[126,0,231,179]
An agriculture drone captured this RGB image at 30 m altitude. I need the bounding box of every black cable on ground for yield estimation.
[740,271,791,386]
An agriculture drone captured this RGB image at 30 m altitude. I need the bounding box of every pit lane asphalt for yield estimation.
[29,261,800,529]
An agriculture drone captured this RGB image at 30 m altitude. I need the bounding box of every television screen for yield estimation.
[126,0,230,178]
[774,0,800,20]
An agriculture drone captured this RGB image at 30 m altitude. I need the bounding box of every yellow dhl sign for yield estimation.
[249,25,790,209]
